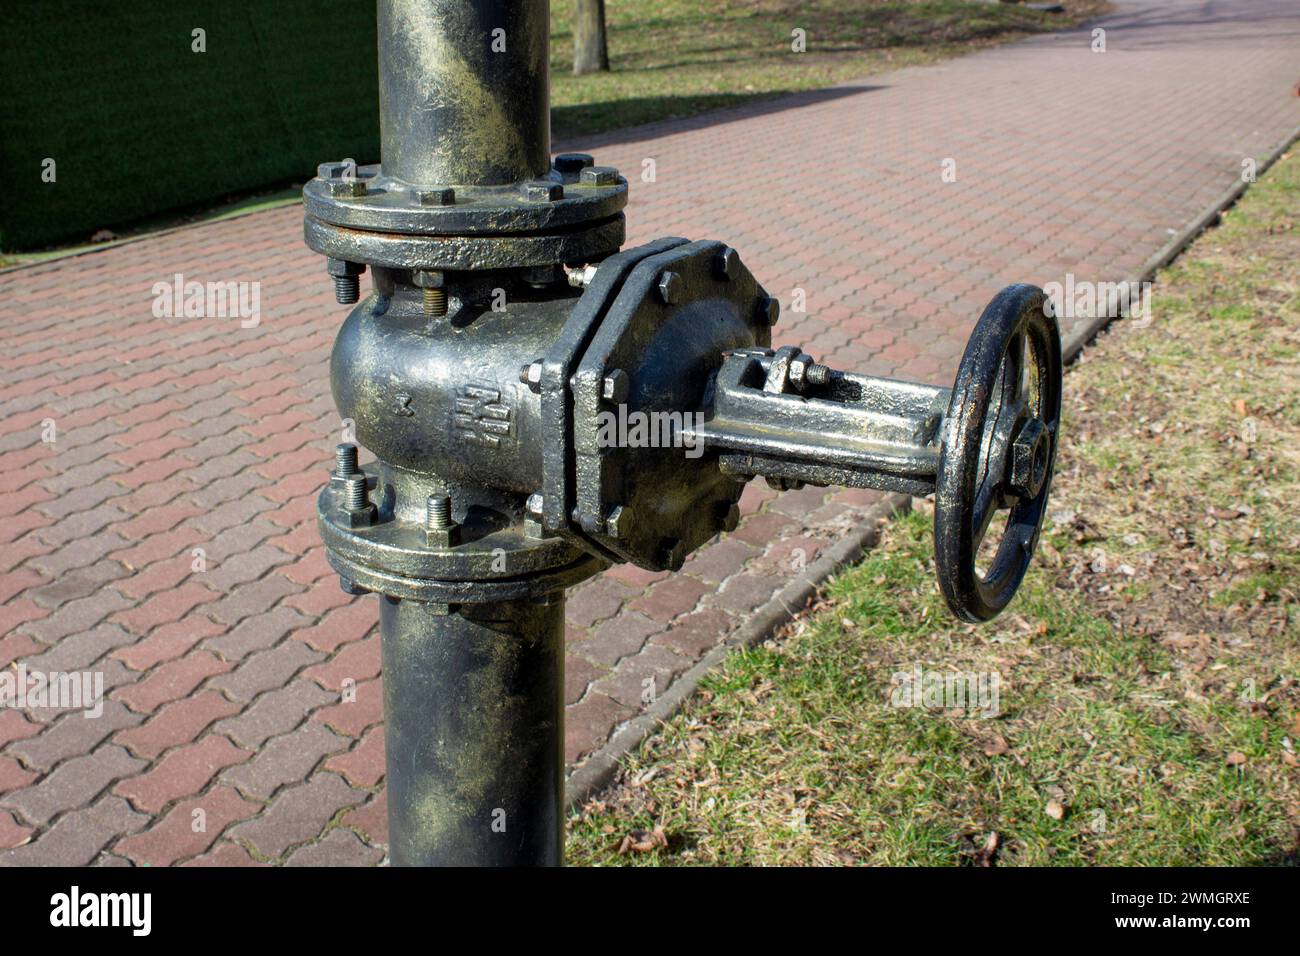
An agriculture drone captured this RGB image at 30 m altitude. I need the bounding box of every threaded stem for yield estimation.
[334,274,360,305]
[335,443,358,478]
[423,287,447,317]
[344,475,368,511]
[427,495,453,530]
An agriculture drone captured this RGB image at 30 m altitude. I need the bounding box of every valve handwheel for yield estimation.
[934,283,1063,622]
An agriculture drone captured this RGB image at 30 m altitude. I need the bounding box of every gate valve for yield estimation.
[302,0,1064,867]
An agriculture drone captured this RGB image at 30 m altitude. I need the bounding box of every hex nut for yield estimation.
[519,362,544,393]
[601,369,630,404]
[412,187,456,206]
[714,246,738,279]
[1008,417,1050,499]
[523,493,547,538]
[579,165,619,187]
[326,258,365,277]
[657,271,680,305]
[605,504,635,540]
[329,179,367,198]
[554,153,594,174]
[521,180,564,202]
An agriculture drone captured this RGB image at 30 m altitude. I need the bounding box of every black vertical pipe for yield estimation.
[380,594,565,866]
[377,0,552,187]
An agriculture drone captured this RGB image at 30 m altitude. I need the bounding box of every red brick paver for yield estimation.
[1,0,1297,864]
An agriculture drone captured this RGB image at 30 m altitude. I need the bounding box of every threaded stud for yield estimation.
[806,364,831,387]
[344,475,368,511]
[335,443,358,478]
[423,286,447,317]
[334,274,360,305]
[426,494,453,530]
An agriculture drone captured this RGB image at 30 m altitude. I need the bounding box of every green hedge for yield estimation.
[1,0,380,250]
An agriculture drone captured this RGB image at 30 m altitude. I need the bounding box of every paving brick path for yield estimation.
[1,0,1297,866]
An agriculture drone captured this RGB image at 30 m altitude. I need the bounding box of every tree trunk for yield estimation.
[573,0,610,75]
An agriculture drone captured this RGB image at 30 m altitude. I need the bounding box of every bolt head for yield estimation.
[601,369,630,403]
[788,354,812,390]
[519,362,544,392]
[345,507,376,529]
[328,179,367,198]
[714,247,738,279]
[579,165,619,187]
[1008,417,1050,499]
[657,271,681,305]
[413,187,456,206]
[426,525,461,548]
[554,153,595,174]
[605,504,635,540]
[757,296,780,326]
[521,180,564,202]
[326,258,364,277]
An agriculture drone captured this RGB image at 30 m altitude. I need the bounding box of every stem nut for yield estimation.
[1008,417,1050,500]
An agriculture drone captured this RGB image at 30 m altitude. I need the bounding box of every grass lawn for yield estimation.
[566,149,1300,866]
[550,0,1109,137]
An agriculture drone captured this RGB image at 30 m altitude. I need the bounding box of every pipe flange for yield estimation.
[303,214,626,272]
[317,484,588,582]
[323,549,607,605]
[304,161,628,237]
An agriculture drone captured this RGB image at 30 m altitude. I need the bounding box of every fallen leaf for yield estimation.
[983,736,1011,757]
[617,825,668,854]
